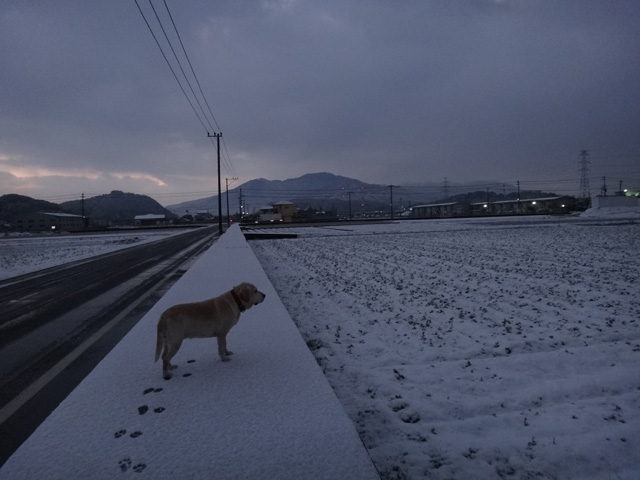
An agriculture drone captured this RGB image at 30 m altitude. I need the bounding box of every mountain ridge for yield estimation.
[61,190,170,224]
[166,172,390,216]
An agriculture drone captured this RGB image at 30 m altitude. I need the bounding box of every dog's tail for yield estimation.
[155,316,165,363]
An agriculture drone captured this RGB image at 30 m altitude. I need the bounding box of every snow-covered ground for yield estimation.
[0,230,191,280]
[249,217,640,479]
[581,205,640,219]
[0,225,378,479]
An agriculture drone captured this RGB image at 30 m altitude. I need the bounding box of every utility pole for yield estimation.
[208,132,223,235]
[579,150,591,199]
[348,192,353,220]
[81,193,86,227]
[388,185,395,219]
[238,188,243,217]
[225,177,238,227]
[601,176,607,196]
[443,177,449,201]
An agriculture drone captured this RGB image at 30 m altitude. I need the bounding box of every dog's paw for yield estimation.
[220,357,231,362]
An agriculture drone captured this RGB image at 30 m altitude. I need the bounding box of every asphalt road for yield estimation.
[0,226,219,465]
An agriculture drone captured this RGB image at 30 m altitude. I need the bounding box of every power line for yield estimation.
[153,0,215,134]
[134,0,210,133]
[162,0,222,134]
[159,0,237,179]
[135,0,238,179]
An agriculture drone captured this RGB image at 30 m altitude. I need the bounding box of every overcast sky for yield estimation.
[1,0,639,206]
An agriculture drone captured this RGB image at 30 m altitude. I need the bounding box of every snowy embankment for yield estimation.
[581,205,640,219]
[250,217,640,480]
[0,230,191,281]
[0,225,378,480]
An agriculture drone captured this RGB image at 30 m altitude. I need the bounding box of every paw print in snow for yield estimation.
[114,429,127,439]
[133,463,147,473]
[119,457,132,472]
[400,412,421,424]
[143,387,163,395]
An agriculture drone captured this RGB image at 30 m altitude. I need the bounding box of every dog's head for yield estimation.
[233,282,266,310]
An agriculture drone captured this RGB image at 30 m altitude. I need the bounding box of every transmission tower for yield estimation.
[578,150,590,199]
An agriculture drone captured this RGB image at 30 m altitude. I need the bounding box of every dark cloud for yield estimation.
[1,0,639,204]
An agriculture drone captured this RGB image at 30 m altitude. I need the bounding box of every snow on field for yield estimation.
[249,218,640,480]
[0,230,190,280]
[581,205,640,219]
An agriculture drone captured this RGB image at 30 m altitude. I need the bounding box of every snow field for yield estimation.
[249,218,640,480]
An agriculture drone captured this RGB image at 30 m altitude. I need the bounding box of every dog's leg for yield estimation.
[162,339,182,379]
[217,335,233,362]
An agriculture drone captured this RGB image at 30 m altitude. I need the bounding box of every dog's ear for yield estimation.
[239,284,251,303]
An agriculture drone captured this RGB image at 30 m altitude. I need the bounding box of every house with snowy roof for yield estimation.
[16,212,85,232]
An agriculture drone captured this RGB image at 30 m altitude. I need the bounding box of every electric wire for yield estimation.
[134,0,210,133]
[162,0,222,134]
[148,0,215,134]
[135,0,238,179]
[159,0,237,178]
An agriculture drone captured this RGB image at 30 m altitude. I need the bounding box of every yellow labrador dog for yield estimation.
[155,282,266,379]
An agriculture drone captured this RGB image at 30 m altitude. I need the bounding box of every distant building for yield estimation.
[194,210,215,223]
[411,202,469,218]
[411,196,575,219]
[134,214,167,226]
[273,201,296,222]
[591,195,639,209]
[16,212,85,232]
[489,197,575,215]
[257,201,297,223]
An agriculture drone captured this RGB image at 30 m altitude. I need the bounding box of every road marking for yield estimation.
[0,274,166,426]
[0,231,216,427]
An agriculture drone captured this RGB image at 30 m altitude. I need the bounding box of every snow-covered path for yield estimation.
[0,225,378,479]
[250,218,640,479]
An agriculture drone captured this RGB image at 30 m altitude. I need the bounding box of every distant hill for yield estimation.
[166,172,397,217]
[165,172,556,217]
[61,190,171,224]
[0,194,66,224]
